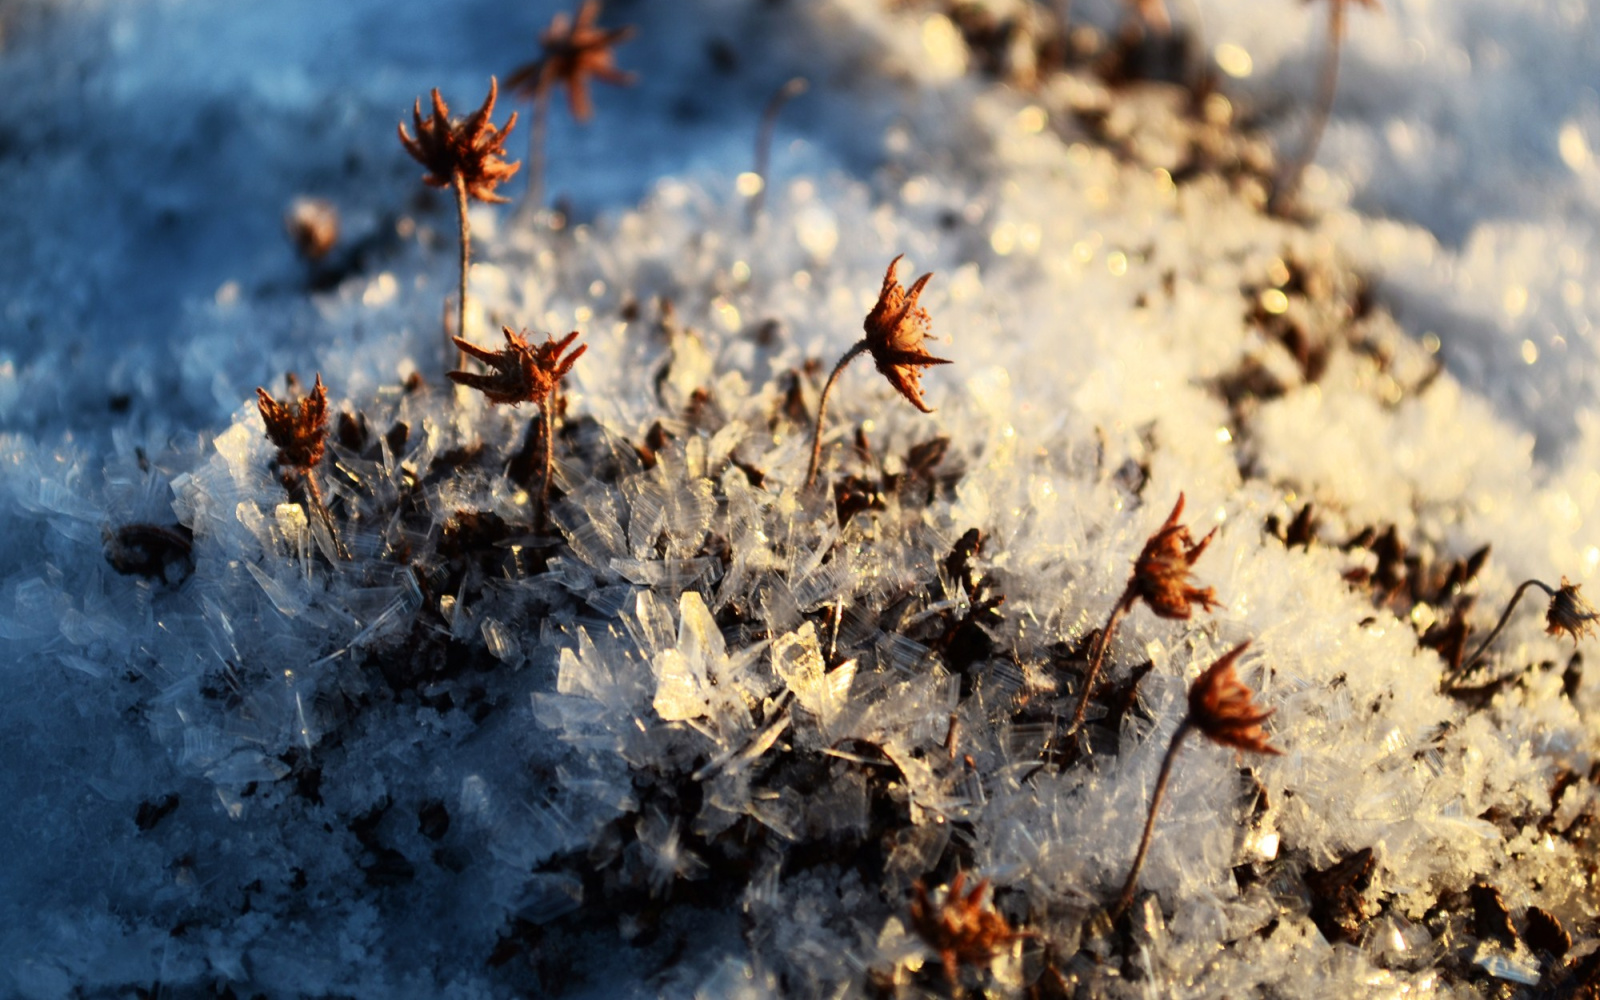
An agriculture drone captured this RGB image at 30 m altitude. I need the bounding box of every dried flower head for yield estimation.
[1132,493,1219,619]
[863,254,952,413]
[508,0,637,122]
[1187,642,1281,755]
[284,197,339,262]
[449,327,585,406]
[1546,577,1600,646]
[908,872,1027,987]
[256,374,328,471]
[398,78,521,203]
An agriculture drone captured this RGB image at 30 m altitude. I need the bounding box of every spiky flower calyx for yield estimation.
[863,254,952,413]
[1131,493,1220,620]
[1187,642,1281,755]
[449,327,585,406]
[508,0,637,121]
[256,374,328,471]
[398,78,521,203]
[1546,577,1600,646]
[908,872,1027,987]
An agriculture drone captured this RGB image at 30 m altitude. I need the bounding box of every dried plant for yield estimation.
[398,78,520,374]
[805,255,952,488]
[747,76,809,227]
[449,327,586,524]
[1272,0,1380,215]
[284,197,339,263]
[508,0,636,209]
[1111,642,1279,919]
[1069,492,1218,734]
[257,374,346,558]
[1462,576,1599,671]
[908,872,1029,988]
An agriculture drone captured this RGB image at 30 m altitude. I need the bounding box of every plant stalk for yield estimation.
[748,77,808,229]
[537,393,556,531]
[453,171,471,375]
[1274,0,1345,214]
[1069,584,1136,735]
[1111,718,1194,921]
[1461,578,1557,672]
[805,339,869,489]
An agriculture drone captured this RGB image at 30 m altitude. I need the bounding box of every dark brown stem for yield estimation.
[296,469,349,561]
[537,393,556,531]
[805,339,869,489]
[1462,578,1558,672]
[1273,0,1345,214]
[748,77,808,228]
[1069,584,1136,735]
[1111,718,1194,921]
[452,171,471,375]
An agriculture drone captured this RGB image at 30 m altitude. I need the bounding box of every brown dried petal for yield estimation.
[1131,493,1219,620]
[509,0,637,121]
[1546,577,1599,646]
[397,78,521,203]
[1187,642,1281,755]
[863,255,952,413]
[448,327,585,406]
[908,872,1026,986]
[257,373,329,471]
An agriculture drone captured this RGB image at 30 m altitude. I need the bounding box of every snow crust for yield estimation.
[0,0,1598,995]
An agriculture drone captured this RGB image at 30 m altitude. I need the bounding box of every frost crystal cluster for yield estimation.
[1,0,1599,997]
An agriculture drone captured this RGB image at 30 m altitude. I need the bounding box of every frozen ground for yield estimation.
[0,0,1598,996]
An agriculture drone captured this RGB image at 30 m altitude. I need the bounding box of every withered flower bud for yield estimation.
[449,327,585,406]
[1546,577,1600,646]
[863,254,953,414]
[1132,493,1219,620]
[256,373,329,471]
[398,78,521,204]
[1187,641,1281,755]
[908,872,1028,987]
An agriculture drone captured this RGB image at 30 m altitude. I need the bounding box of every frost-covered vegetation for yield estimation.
[2,0,1600,996]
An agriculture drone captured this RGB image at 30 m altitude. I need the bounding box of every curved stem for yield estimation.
[537,393,556,532]
[1273,0,1344,214]
[453,172,471,376]
[748,77,808,229]
[1111,718,1194,921]
[805,339,869,489]
[1461,578,1557,672]
[1069,585,1136,735]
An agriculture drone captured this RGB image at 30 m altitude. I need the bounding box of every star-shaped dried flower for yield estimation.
[448,327,585,406]
[1545,577,1600,646]
[863,254,953,414]
[398,78,520,204]
[508,0,637,122]
[1132,493,1220,620]
[1187,642,1281,755]
[256,374,328,471]
[909,872,1028,987]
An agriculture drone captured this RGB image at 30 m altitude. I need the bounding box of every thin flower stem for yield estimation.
[453,172,472,376]
[528,89,549,213]
[298,471,350,561]
[805,339,869,489]
[1274,0,1345,214]
[1069,585,1136,735]
[1462,578,1558,672]
[1111,718,1194,921]
[747,77,808,229]
[537,393,556,531]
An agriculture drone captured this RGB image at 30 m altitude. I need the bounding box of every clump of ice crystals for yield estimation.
[1,0,1599,996]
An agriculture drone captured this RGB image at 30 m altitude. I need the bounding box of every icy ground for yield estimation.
[1,0,1599,996]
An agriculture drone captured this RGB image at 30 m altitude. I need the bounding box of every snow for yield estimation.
[1,0,1598,995]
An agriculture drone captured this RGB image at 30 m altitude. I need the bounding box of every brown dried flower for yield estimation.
[508,0,637,122]
[398,78,521,204]
[1187,641,1281,755]
[1132,493,1219,620]
[284,197,339,262]
[863,254,953,414]
[908,872,1027,987]
[256,374,329,471]
[1545,577,1599,646]
[449,327,585,406]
